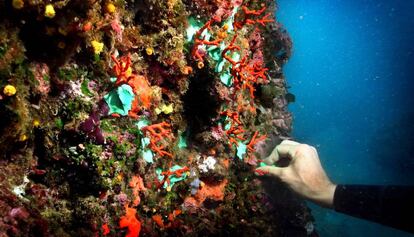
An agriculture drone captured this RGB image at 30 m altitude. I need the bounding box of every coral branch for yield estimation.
[222,34,241,66]
[221,110,246,147]
[141,122,174,158]
[111,54,132,86]
[256,13,274,26]
[192,19,223,62]
[247,131,267,152]
[157,166,190,189]
[233,6,274,30]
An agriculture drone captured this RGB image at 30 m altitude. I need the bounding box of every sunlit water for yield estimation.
[277,0,414,236]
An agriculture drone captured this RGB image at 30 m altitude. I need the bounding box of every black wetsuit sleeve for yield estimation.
[333,185,414,234]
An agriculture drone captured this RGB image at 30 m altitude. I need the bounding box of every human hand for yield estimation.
[255,140,336,208]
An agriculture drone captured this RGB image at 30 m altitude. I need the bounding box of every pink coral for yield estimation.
[31,63,50,96]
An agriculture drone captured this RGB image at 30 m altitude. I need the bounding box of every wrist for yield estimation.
[312,183,337,208]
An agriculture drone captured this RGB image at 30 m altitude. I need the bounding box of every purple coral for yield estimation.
[79,99,109,144]
[190,178,201,195]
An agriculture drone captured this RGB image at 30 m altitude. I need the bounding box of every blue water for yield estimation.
[276,0,414,236]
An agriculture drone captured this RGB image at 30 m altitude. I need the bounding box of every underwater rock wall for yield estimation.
[0,0,314,236]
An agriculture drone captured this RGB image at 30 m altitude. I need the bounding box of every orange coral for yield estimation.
[129,176,147,207]
[184,179,228,207]
[181,66,193,75]
[127,75,152,118]
[119,206,141,237]
[141,122,174,158]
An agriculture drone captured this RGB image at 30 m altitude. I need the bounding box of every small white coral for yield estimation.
[12,176,30,200]
[198,156,217,173]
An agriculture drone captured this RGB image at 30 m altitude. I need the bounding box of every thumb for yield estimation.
[255,166,285,178]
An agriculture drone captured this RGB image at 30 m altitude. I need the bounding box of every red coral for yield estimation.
[240,62,269,98]
[111,54,153,118]
[157,166,190,189]
[152,214,164,228]
[246,131,267,165]
[192,19,223,62]
[221,34,269,99]
[247,131,267,152]
[222,34,242,66]
[102,223,110,235]
[141,122,174,158]
[119,206,141,237]
[111,54,132,85]
[254,168,269,176]
[220,110,246,147]
[233,6,274,30]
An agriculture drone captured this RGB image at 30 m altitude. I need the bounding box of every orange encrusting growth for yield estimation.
[129,176,147,207]
[141,122,174,158]
[152,209,182,229]
[152,214,164,228]
[127,75,152,118]
[119,206,141,237]
[184,179,228,207]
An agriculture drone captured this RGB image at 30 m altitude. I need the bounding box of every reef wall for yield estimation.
[0,0,314,236]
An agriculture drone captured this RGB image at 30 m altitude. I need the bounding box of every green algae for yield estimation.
[104,84,135,116]
[178,131,187,149]
[135,119,154,163]
[236,142,247,160]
